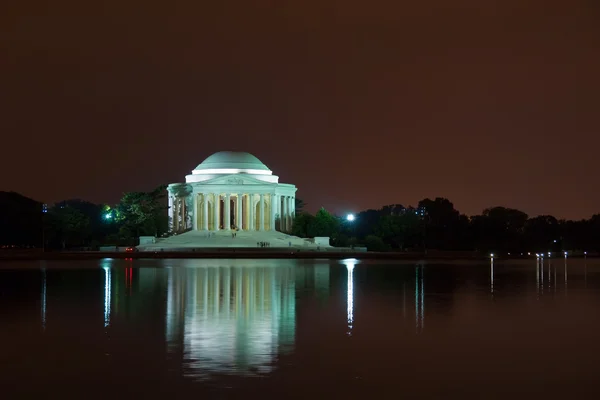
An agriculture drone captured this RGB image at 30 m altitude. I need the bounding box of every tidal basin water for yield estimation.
[2,258,600,399]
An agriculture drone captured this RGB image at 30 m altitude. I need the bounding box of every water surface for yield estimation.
[1,257,599,399]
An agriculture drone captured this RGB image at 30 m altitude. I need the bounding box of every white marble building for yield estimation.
[168,151,297,233]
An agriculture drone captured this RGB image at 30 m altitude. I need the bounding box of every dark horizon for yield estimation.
[2,1,599,219]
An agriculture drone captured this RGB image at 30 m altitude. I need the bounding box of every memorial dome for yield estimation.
[193,151,271,174]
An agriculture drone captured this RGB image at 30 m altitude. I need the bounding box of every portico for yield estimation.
[167,152,297,234]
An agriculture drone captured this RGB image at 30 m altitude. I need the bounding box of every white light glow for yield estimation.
[490,258,494,294]
[192,168,272,175]
[104,266,111,327]
[343,259,356,335]
[346,214,355,222]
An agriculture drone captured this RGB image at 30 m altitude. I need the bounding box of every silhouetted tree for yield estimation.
[0,191,43,247]
[524,215,560,251]
[292,212,316,238]
[295,198,306,214]
[45,205,91,249]
[418,197,461,250]
[476,207,528,252]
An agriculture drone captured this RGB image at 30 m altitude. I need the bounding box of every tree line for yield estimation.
[0,186,168,250]
[1,191,598,253]
[293,198,600,253]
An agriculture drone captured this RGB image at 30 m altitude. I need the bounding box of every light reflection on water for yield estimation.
[1,257,600,397]
[165,263,296,380]
[344,258,355,335]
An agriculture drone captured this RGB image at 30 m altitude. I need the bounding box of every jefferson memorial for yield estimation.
[167,151,296,233]
[137,151,330,250]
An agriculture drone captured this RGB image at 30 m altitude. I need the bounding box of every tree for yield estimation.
[295,198,306,214]
[524,215,559,251]
[46,205,91,249]
[355,209,382,239]
[0,191,43,247]
[418,197,461,250]
[292,212,316,238]
[117,185,168,238]
[364,235,388,251]
[311,208,340,237]
[291,208,340,238]
[55,199,117,245]
[477,206,528,252]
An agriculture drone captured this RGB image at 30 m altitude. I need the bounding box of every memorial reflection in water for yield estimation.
[164,261,297,379]
[33,259,337,381]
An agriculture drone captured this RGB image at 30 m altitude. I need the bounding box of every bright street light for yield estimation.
[346,214,355,222]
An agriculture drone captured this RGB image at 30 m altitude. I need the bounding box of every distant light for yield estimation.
[584,251,587,255]
[528,252,531,256]
[548,252,551,256]
[490,253,494,258]
[553,240,557,243]
[104,213,112,220]
[346,214,355,222]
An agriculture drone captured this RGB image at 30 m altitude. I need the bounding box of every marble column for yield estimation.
[173,198,180,231]
[203,193,209,230]
[282,196,288,232]
[213,193,220,231]
[193,193,198,231]
[243,194,248,230]
[181,197,187,230]
[288,196,292,232]
[277,195,285,232]
[290,196,295,231]
[249,194,255,231]
[224,193,231,230]
[259,194,265,231]
[279,196,284,232]
[237,194,243,230]
[168,195,174,231]
[277,194,282,231]
[270,194,276,231]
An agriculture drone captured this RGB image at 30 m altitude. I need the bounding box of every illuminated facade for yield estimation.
[167,151,297,233]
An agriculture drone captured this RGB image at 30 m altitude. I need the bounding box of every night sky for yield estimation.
[2,1,599,219]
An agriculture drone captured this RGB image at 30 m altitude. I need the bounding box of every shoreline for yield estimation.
[0,249,594,261]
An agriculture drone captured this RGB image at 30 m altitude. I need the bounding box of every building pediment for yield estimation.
[198,174,275,186]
